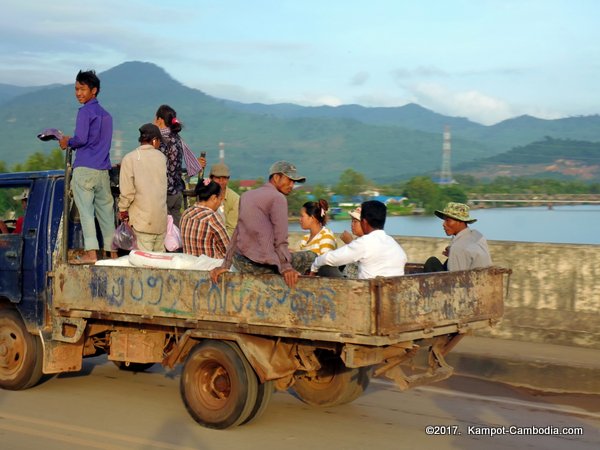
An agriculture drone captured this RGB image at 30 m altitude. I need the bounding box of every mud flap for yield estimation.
[39,329,83,374]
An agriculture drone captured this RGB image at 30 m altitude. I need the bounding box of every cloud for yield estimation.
[408,82,513,125]
[392,65,448,80]
[349,71,369,86]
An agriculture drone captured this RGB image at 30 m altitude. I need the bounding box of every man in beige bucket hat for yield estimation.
[425,202,492,272]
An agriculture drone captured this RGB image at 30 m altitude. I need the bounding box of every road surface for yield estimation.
[0,355,598,449]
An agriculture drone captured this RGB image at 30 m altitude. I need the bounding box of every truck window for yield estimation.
[0,187,27,234]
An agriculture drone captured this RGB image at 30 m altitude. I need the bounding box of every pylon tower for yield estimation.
[439,125,453,184]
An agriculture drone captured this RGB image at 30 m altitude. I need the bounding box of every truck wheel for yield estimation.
[291,357,371,407]
[180,340,258,429]
[0,309,44,390]
[112,361,155,372]
[241,379,274,425]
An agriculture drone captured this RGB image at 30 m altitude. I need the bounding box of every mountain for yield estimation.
[225,101,600,154]
[0,83,61,105]
[0,61,493,183]
[1,61,599,184]
[455,137,600,181]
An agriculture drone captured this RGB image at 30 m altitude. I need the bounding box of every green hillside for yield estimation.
[0,62,492,184]
[455,137,600,181]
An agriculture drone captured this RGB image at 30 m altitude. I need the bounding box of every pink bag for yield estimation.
[164,215,182,251]
[112,221,137,251]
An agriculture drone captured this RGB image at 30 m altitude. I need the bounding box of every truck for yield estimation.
[0,167,509,429]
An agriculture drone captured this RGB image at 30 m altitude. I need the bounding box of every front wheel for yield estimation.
[291,355,371,407]
[180,340,258,429]
[0,309,43,390]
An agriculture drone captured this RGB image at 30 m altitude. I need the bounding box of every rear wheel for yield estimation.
[241,379,274,425]
[291,354,371,407]
[0,309,44,390]
[180,340,258,429]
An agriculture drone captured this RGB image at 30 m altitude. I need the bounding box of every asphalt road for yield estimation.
[1,355,599,450]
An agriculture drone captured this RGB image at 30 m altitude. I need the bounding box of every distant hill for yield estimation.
[455,137,600,181]
[226,101,600,154]
[1,61,599,184]
[0,83,60,105]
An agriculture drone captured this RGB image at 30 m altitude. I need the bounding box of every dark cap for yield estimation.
[37,128,64,141]
[138,123,162,142]
[269,160,306,183]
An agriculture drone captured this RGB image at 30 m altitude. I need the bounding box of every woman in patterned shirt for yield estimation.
[180,179,230,259]
[154,104,185,227]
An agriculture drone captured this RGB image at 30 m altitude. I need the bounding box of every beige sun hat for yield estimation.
[434,202,477,224]
[348,206,361,221]
[13,190,28,201]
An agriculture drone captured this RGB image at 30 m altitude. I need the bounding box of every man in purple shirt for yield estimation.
[210,161,315,289]
[60,70,115,264]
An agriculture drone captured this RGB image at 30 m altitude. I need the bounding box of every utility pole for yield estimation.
[439,125,453,184]
[219,142,225,163]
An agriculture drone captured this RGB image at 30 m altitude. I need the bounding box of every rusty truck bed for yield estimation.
[52,264,507,346]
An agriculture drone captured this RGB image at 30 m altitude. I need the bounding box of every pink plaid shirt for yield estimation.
[180,204,230,258]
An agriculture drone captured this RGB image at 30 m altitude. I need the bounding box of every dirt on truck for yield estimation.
[0,168,509,429]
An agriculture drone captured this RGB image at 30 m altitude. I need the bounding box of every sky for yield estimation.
[1,0,599,125]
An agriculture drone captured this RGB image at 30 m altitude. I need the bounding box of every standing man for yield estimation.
[118,124,168,252]
[59,70,115,264]
[309,200,407,279]
[209,163,240,236]
[425,202,492,272]
[210,161,315,289]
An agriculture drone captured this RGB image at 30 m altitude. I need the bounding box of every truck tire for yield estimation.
[241,379,274,425]
[0,309,44,390]
[291,356,371,407]
[180,340,258,429]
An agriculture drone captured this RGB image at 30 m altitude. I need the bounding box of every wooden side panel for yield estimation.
[377,268,506,335]
[53,266,374,335]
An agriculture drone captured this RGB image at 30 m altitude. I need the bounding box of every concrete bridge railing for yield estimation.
[290,232,600,350]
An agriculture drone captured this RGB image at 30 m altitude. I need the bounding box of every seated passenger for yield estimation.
[424,202,492,272]
[339,206,364,278]
[310,200,407,279]
[12,190,28,234]
[340,206,364,244]
[180,179,230,258]
[298,199,337,255]
[298,199,341,277]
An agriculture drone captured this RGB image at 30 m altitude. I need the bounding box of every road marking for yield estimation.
[371,379,600,419]
[0,412,198,450]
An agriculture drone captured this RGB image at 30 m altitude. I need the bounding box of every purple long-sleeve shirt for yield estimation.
[222,182,293,273]
[68,98,113,170]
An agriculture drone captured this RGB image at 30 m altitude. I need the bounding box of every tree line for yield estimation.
[2,151,600,217]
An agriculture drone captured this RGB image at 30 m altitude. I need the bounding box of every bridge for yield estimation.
[468,193,600,206]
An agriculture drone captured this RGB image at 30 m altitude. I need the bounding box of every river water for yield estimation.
[289,205,600,245]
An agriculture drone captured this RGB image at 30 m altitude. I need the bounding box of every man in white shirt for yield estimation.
[309,200,407,279]
[424,202,492,272]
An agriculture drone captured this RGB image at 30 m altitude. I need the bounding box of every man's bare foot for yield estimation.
[69,249,98,265]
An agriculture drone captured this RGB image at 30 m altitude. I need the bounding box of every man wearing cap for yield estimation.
[117,124,168,252]
[0,190,29,234]
[210,161,315,289]
[425,202,492,272]
[209,163,239,236]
